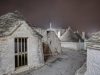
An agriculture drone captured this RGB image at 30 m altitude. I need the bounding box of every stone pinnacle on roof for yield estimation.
[13,10,37,27]
[13,10,26,19]
[77,30,79,33]
[14,10,21,13]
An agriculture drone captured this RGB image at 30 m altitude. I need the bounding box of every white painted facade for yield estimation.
[34,28,48,43]
[0,21,44,75]
[85,31,100,75]
[47,31,62,55]
[85,48,100,75]
[61,42,84,50]
[33,27,62,55]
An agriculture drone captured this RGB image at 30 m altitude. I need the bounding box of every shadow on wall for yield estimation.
[42,42,52,62]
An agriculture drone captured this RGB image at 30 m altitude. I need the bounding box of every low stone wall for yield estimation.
[85,48,100,75]
[61,42,84,50]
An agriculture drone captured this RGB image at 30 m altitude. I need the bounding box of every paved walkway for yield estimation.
[14,48,86,75]
[75,63,86,75]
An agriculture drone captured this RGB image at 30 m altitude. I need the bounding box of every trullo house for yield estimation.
[85,31,100,75]
[30,26,62,61]
[60,27,84,50]
[0,11,44,75]
[60,27,79,42]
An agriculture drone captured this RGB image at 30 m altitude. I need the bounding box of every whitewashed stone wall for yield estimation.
[61,42,84,50]
[0,21,44,75]
[34,28,47,42]
[34,28,62,55]
[47,31,62,55]
[0,37,10,75]
[85,48,100,75]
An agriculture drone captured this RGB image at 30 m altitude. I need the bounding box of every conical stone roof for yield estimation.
[86,31,100,42]
[86,31,100,50]
[60,27,79,42]
[0,10,41,37]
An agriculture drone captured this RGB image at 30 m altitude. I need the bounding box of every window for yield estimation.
[15,38,28,69]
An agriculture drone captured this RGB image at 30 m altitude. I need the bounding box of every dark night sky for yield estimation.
[0,0,100,33]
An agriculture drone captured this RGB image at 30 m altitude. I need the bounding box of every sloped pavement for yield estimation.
[14,48,86,75]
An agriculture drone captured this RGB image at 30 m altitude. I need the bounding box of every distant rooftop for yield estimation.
[60,27,79,42]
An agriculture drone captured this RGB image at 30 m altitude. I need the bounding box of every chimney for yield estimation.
[50,23,52,30]
[58,31,61,38]
[82,32,85,40]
